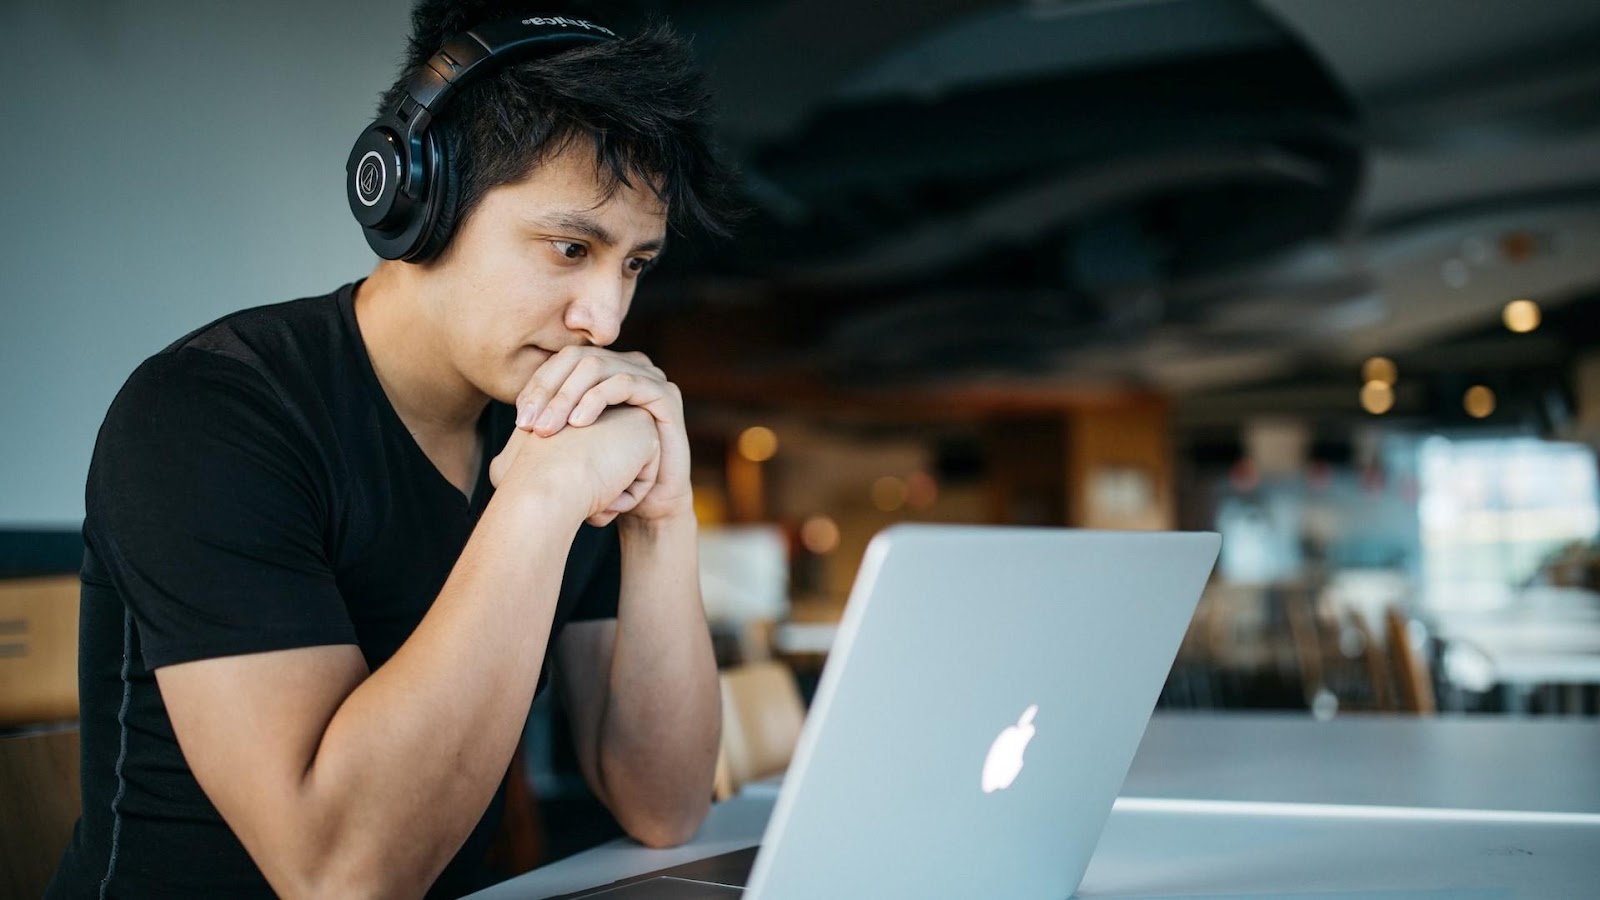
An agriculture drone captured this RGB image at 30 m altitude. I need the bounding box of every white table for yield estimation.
[1120,712,1600,814]
[470,714,1600,899]
[1431,606,1600,713]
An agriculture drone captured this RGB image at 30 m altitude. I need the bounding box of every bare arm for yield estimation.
[520,346,720,847]
[156,408,661,899]
[557,511,721,848]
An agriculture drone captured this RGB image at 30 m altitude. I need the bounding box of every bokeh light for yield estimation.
[1362,357,1397,386]
[905,471,939,509]
[1360,380,1395,415]
[800,515,840,554]
[736,426,779,462]
[1502,298,1541,334]
[1464,385,1496,419]
[871,476,908,512]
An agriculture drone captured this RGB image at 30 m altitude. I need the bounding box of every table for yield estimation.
[470,714,1600,899]
[1120,712,1600,814]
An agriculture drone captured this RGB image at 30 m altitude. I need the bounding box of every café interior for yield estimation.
[4,1,1600,897]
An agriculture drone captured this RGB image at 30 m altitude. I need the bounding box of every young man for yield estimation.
[49,3,735,897]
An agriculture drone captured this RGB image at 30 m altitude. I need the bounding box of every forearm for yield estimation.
[295,489,580,894]
[599,512,721,847]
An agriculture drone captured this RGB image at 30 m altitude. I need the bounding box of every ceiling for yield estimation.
[598,0,1600,429]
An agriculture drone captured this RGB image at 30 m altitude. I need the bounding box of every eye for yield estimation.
[626,256,657,276]
[550,240,588,261]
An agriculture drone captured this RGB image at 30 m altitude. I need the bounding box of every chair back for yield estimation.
[1385,607,1438,714]
[0,726,81,899]
[0,575,81,727]
[714,661,806,799]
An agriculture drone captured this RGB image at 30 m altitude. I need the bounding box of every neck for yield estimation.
[353,261,487,439]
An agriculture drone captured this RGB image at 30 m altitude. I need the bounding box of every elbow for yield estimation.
[279,842,424,900]
[292,866,416,900]
[621,801,711,850]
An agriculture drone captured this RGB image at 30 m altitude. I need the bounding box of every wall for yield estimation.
[0,0,409,527]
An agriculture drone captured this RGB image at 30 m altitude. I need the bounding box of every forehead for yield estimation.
[493,142,668,232]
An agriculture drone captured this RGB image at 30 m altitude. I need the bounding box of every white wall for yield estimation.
[0,1,415,527]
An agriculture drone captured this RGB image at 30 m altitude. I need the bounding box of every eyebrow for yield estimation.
[528,212,667,255]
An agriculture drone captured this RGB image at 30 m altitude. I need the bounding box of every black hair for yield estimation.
[379,1,738,257]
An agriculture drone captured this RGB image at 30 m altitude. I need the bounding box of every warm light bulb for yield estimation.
[737,426,779,462]
[1360,381,1395,415]
[1464,385,1496,419]
[1362,357,1397,386]
[871,476,908,512]
[1502,299,1541,334]
[800,515,840,554]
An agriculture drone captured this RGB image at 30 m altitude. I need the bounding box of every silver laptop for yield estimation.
[558,524,1221,899]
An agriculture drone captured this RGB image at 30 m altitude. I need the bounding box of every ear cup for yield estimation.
[350,112,434,260]
[409,123,463,263]
[347,124,406,231]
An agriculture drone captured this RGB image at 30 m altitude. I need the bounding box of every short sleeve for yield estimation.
[86,348,355,669]
[568,523,620,622]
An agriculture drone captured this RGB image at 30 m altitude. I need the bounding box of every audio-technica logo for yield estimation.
[521,16,616,36]
[355,151,385,207]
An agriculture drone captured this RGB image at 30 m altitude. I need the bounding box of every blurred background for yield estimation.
[4,0,1600,881]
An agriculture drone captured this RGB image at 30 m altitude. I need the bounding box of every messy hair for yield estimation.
[379,1,738,256]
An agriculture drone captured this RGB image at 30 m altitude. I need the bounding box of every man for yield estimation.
[49,3,735,897]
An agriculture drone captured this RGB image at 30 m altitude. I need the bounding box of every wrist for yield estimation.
[618,504,698,543]
[496,467,592,531]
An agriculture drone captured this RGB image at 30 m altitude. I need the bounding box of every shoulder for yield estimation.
[159,285,355,388]
[105,284,357,433]
[93,286,360,486]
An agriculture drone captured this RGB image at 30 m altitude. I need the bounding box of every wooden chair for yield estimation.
[713,661,806,801]
[0,576,84,896]
[1385,607,1438,715]
[485,742,547,877]
[0,575,81,728]
[0,726,81,898]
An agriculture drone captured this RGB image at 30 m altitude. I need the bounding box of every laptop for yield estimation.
[555,524,1221,899]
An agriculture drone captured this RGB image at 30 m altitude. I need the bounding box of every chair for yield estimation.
[0,725,81,899]
[0,576,84,896]
[1385,607,1438,715]
[713,661,806,801]
[0,575,81,727]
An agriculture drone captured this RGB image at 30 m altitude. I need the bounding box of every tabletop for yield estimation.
[470,713,1600,899]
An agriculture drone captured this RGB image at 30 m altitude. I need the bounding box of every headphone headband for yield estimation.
[398,17,616,137]
[348,15,620,261]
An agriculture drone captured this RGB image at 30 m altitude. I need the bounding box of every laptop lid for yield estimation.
[744,525,1220,899]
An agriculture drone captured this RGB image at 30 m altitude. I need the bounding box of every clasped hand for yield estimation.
[488,347,691,528]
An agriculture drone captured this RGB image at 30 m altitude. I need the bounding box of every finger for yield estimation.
[606,454,661,515]
[587,511,620,528]
[622,350,667,380]
[566,373,667,428]
[516,347,598,430]
[538,358,670,436]
[604,460,659,516]
[517,348,669,430]
[605,486,643,514]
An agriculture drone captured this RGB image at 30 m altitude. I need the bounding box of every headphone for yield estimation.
[346,15,619,261]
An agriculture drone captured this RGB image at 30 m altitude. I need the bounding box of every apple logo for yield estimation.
[982,704,1038,794]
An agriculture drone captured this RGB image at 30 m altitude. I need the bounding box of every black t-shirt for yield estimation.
[48,281,619,899]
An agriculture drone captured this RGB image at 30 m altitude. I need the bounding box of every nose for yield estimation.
[564,276,629,347]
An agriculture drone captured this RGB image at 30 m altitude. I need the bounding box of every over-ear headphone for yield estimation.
[347,15,619,261]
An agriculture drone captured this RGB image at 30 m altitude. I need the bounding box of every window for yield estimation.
[1417,436,1600,609]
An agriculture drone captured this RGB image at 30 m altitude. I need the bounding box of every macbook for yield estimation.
[554,524,1221,899]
